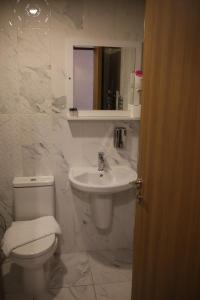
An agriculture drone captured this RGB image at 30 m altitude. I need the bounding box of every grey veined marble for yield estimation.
[0,2,142,299]
[48,252,93,288]
[0,0,141,278]
[95,282,132,300]
[2,250,132,300]
[37,286,97,300]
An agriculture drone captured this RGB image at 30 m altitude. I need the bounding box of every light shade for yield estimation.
[25,3,41,17]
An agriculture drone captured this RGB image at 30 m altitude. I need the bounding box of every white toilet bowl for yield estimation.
[10,234,57,296]
[10,176,59,296]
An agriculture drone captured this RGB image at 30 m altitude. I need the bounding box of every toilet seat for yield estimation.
[11,234,56,258]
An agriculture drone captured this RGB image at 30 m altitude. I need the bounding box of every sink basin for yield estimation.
[69,166,137,194]
[69,165,137,230]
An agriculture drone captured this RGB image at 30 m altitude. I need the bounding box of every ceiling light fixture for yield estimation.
[29,8,38,15]
[25,4,41,17]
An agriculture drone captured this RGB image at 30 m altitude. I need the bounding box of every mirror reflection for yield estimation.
[73,46,135,110]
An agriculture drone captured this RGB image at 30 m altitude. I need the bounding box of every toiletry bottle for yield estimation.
[118,95,123,110]
[106,89,113,110]
[69,107,78,117]
[116,90,120,110]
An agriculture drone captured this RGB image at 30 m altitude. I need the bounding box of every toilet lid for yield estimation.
[12,234,56,258]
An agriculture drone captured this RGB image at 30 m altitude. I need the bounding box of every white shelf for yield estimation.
[67,115,136,121]
[67,107,141,121]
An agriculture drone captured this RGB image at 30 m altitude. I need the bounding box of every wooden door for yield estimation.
[132,0,200,299]
[93,47,102,110]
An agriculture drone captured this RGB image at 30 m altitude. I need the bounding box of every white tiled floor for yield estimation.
[2,249,132,300]
[89,249,132,285]
[95,282,132,300]
[48,252,93,288]
[5,294,33,300]
[37,286,97,300]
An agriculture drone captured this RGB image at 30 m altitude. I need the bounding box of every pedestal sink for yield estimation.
[69,166,137,229]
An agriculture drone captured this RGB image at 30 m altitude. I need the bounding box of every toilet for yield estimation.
[10,176,58,296]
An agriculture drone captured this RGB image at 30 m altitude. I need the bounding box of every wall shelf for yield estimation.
[67,115,136,121]
[67,106,141,121]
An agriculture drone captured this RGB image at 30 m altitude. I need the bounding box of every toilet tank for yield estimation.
[13,176,55,221]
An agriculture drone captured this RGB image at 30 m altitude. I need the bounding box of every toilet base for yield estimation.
[24,266,46,296]
[11,236,58,296]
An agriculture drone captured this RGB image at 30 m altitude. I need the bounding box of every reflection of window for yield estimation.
[73,47,94,110]
[73,47,121,110]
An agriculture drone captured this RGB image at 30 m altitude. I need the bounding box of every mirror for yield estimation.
[73,46,136,111]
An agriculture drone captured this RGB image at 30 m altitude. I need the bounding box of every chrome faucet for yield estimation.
[98,152,105,172]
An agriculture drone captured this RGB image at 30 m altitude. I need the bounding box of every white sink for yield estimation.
[69,166,137,194]
[69,165,137,230]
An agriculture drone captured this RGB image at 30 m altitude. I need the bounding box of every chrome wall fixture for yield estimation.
[114,127,127,149]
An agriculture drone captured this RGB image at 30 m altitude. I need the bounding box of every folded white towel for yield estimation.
[1,216,61,257]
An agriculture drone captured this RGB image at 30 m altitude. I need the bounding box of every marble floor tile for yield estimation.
[2,250,132,300]
[1,261,23,293]
[95,282,132,300]
[88,249,132,284]
[37,286,96,300]
[5,294,33,300]
[49,252,93,288]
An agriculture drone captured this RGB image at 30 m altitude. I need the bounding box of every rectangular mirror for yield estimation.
[73,46,135,111]
[66,40,142,119]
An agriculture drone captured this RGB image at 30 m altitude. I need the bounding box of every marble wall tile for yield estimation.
[18,114,53,175]
[18,64,52,113]
[0,28,17,68]
[50,0,85,34]
[50,0,144,41]
[17,28,50,68]
[71,188,136,251]
[112,0,145,41]
[51,115,84,167]
[0,66,19,114]
[0,1,17,32]
[80,121,139,170]
[0,0,144,255]
[16,4,51,114]
[0,28,19,114]
[111,190,136,250]
[0,115,22,239]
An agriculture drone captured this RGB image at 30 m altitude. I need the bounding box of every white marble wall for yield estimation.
[0,0,144,252]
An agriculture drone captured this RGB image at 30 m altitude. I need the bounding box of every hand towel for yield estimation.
[1,216,61,256]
